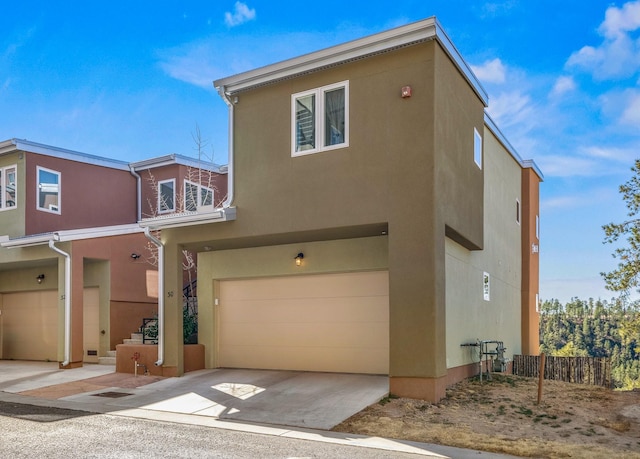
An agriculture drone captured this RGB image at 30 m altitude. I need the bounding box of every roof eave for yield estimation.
[1,223,148,248]
[130,154,226,174]
[0,138,130,171]
[138,207,237,230]
[214,17,488,106]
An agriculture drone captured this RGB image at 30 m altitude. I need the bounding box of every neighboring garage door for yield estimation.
[1,290,58,361]
[218,271,389,374]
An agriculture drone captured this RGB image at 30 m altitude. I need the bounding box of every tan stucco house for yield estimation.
[140,17,543,402]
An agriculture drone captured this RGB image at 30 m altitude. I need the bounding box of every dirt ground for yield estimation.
[333,374,640,458]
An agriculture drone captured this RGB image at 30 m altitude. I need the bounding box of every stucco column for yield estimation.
[159,240,184,376]
[388,219,448,402]
[196,254,216,369]
[70,248,85,367]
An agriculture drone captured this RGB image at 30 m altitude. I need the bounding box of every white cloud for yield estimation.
[471,58,506,84]
[541,194,584,211]
[486,90,534,131]
[566,1,640,80]
[620,90,640,125]
[158,42,223,89]
[551,76,576,97]
[599,0,640,39]
[583,145,637,163]
[535,154,602,178]
[224,2,256,27]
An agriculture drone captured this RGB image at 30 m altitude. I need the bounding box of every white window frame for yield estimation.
[36,166,61,214]
[474,127,483,169]
[0,164,17,211]
[184,180,214,211]
[291,80,349,157]
[516,199,521,225]
[158,179,175,214]
[536,215,540,240]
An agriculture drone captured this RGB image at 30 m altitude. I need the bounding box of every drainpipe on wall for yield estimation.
[49,237,71,367]
[144,227,164,367]
[129,166,142,222]
[217,85,235,208]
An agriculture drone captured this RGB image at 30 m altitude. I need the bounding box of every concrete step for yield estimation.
[123,338,143,345]
[98,356,116,365]
[106,350,116,358]
[131,332,144,341]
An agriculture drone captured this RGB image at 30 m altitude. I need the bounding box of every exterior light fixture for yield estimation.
[131,253,141,260]
[295,252,304,266]
[37,274,45,284]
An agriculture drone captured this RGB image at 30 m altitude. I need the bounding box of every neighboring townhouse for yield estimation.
[0,139,225,370]
[140,17,543,402]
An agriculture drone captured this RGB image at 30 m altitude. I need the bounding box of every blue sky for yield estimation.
[2,1,640,303]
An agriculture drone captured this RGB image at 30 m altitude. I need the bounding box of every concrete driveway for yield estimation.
[0,361,388,429]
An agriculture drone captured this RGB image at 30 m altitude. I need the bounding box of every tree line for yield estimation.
[539,297,640,389]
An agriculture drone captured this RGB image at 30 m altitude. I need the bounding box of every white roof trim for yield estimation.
[130,154,226,174]
[484,112,544,181]
[0,138,130,171]
[1,223,146,248]
[214,17,488,106]
[139,207,236,230]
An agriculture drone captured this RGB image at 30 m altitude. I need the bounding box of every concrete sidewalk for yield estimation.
[0,361,520,458]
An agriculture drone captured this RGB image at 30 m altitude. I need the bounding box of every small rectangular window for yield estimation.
[37,166,60,214]
[0,165,17,210]
[292,81,349,156]
[158,179,175,213]
[474,128,483,169]
[536,215,540,240]
[184,180,214,212]
[516,199,521,225]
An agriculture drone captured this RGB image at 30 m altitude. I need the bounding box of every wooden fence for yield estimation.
[512,355,611,387]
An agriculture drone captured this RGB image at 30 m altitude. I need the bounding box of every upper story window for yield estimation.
[292,81,349,156]
[473,128,483,169]
[158,179,175,213]
[37,166,60,214]
[516,199,521,225]
[0,165,17,211]
[184,180,214,212]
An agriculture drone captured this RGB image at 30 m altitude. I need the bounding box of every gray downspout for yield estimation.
[217,85,235,208]
[49,237,71,367]
[129,166,142,222]
[144,227,164,366]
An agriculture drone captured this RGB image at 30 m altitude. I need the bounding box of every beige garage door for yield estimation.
[1,290,58,361]
[218,271,389,374]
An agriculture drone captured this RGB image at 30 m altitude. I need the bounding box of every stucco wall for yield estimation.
[445,124,523,369]
[25,153,136,234]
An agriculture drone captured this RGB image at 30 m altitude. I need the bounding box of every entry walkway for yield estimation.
[0,361,519,458]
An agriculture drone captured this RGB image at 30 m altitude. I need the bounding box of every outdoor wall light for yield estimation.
[295,252,304,266]
[131,253,141,260]
[37,274,45,284]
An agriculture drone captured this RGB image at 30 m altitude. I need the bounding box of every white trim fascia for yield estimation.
[214,17,488,106]
[1,233,53,248]
[1,223,147,248]
[138,207,236,230]
[54,223,146,242]
[130,154,226,174]
[0,138,130,171]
